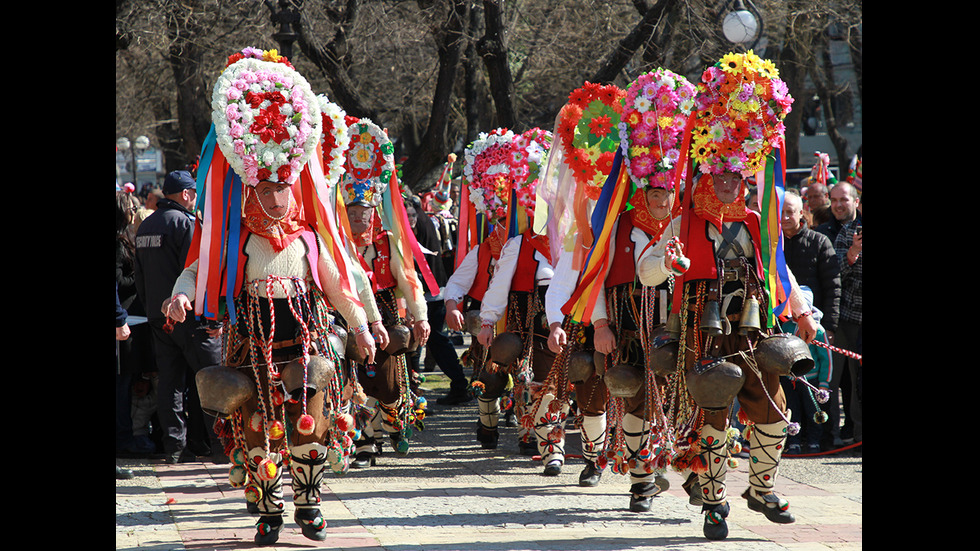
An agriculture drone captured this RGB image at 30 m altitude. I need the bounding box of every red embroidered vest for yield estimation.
[683,210,765,282]
[512,231,551,293]
[360,231,398,294]
[466,241,495,303]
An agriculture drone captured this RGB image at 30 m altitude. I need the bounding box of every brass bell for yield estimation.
[700,300,723,336]
[666,311,682,339]
[738,296,761,336]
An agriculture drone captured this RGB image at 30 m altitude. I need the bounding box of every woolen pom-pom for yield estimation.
[228,465,247,487]
[248,413,264,432]
[244,483,262,503]
[334,413,355,433]
[269,420,286,440]
[256,458,278,481]
[297,414,316,435]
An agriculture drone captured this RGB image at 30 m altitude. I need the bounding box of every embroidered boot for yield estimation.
[476,397,500,449]
[578,413,606,487]
[290,442,329,541]
[533,391,567,475]
[623,413,668,511]
[742,420,795,524]
[245,447,285,545]
[697,424,730,539]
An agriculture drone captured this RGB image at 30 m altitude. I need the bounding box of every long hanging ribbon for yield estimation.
[669,112,698,318]
[455,183,472,270]
[381,172,440,295]
[759,138,793,325]
[561,148,632,323]
[298,147,362,307]
[194,133,230,320]
[223,172,243,325]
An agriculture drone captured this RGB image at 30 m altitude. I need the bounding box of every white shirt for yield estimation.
[479,235,554,324]
[443,246,482,305]
[545,219,662,325]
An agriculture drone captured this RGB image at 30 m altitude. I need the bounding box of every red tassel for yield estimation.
[690,454,708,474]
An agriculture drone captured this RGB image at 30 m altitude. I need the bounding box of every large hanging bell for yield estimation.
[196,366,257,418]
[738,296,762,336]
[753,333,815,377]
[489,331,524,368]
[567,349,596,383]
[685,357,745,410]
[327,329,346,361]
[464,310,483,337]
[281,355,336,401]
[476,370,510,399]
[603,363,644,398]
[648,325,680,377]
[700,300,724,336]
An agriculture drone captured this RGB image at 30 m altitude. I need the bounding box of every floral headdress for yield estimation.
[341,117,395,207]
[511,127,553,221]
[618,68,696,191]
[317,95,350,188]
[690,50,793,177]
[211,47,322,187]
[555,82,626,200]
[462,128,518,224]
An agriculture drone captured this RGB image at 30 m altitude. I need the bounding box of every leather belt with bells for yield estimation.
[721,258,747,283]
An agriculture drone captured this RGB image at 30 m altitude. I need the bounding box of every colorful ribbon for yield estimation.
[561,148,633,323]
[380,172,439,295]
[759,139,793,325]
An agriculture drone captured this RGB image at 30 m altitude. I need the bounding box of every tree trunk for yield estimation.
[294,0,380,121]
[166,0,212,171]
[477,0,516,129]
[811,39,851,169]
[399,0,469,191]
[591,0,678,84]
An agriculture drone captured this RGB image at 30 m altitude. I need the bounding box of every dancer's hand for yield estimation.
[356,330,376,364]
[547,322,567,354]
[445,301,464,331]
[371,321,389,350]
[593,320,616,355]
[477,325,493,347]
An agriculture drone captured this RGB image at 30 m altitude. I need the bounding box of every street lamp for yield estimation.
[117,135,150,187]
[270,0,302,60]
[722,0,763,49]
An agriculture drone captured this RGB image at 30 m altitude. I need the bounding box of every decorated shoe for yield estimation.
[578,460,602,487]
[682,471,703,506]
[294,507,328,541]
[254,515,284,545]
[543,459,563,476]
[702,501,730,540]
[628,479,667,512]
[476,425,499,449]
[742,488,795,524]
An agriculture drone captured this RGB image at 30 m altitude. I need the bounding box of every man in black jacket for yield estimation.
[781,190,840,336]
[134,170,223,464]
[405,198,471,405]
[781,189,843,449]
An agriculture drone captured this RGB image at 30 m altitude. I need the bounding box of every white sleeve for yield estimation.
[479,237,522,324]
[636,216,682,287]
[534,250,555,286]
[172,259,199,300]
[443,247,480,304]
[544,252,578,326]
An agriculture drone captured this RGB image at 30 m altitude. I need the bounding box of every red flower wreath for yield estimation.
[556,82,626,200]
